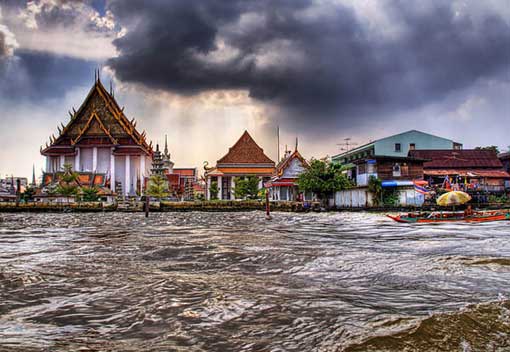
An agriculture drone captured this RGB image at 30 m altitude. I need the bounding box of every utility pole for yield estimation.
[277,126,280,162]
[336,138,358,152]
[15,178,21,207]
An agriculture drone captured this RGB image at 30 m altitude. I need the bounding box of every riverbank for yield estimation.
[1,200,509,213]
[0,200,316,213]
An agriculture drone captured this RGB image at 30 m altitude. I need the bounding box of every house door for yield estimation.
[222,177,231,200]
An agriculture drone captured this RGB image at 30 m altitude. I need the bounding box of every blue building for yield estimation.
[332,130,462,187]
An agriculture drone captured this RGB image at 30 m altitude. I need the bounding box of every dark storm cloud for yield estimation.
[0,50,96,102]
[106,0,510,124]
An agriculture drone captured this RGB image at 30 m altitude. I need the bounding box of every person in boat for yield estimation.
[464,205,474,217]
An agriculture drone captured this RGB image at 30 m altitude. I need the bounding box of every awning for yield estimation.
[381,180,414,188]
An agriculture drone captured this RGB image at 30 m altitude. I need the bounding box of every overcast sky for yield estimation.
[1,0,509,179]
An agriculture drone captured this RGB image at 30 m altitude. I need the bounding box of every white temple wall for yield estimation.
[80,148,93,172]
[96,148,111,173]
[47,156,60,172]
[129,155,141,195]
[115,155,125,191]
[143,155,151,176]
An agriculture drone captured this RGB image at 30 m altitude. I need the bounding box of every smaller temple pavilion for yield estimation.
[266,143,311,201]
[204,131,275,200]
[153,135,199,200]
[40,73,152,197]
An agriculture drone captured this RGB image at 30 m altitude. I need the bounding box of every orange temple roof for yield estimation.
[209,167,275,176]
[216,131,275,165]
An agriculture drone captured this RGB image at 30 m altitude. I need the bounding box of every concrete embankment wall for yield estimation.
[0,201,316,213]
[1,201,509,213]
[332,187,425,209]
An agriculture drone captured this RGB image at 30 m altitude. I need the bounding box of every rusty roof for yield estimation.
[409,149,503,168]
[217,131,275,165]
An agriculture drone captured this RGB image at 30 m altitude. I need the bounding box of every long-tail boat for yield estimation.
[387,210,510,224]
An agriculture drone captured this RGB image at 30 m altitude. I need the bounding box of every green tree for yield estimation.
[56,163,79,203]
[475,145,500,154]
[146,174,169,199]
[234,176,260,199]
[81,186,100,202]
[297,159,352,202]
[209,181,219,200]
[367,176,383,206]
[21,186,35,203]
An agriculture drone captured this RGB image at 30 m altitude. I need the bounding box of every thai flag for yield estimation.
[442,175,452,190]
[414,183,429,195]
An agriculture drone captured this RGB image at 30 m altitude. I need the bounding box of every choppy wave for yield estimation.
[344,300,510,352]
[0,211,509,351]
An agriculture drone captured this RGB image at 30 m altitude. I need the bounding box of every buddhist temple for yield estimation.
[40,73,153,196]
[204,131,275,200]
[266,143,310,201]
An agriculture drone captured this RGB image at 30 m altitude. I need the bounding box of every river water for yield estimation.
[0,211,509,352]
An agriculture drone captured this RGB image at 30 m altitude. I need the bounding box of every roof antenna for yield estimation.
[295,137,298,151]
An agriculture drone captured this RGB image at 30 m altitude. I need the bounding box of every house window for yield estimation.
[393,163,401,177]
[409,143,416,151]
[395,143,401,152]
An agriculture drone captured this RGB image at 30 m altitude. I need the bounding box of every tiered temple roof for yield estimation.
[41,77,152,157]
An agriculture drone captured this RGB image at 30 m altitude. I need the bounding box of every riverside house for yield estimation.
[204,131,275,200]
[331,130,462,207]
[499,152,510,189]
[410,149,510,193]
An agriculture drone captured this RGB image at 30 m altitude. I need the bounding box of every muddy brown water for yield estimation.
[0,212,509,351]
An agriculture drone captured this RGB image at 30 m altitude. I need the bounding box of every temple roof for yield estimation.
[217,131,275,166]
[276,149,308,177]
[41,77,151,156]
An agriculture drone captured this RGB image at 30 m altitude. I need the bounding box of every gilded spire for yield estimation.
[164,134,169,156]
